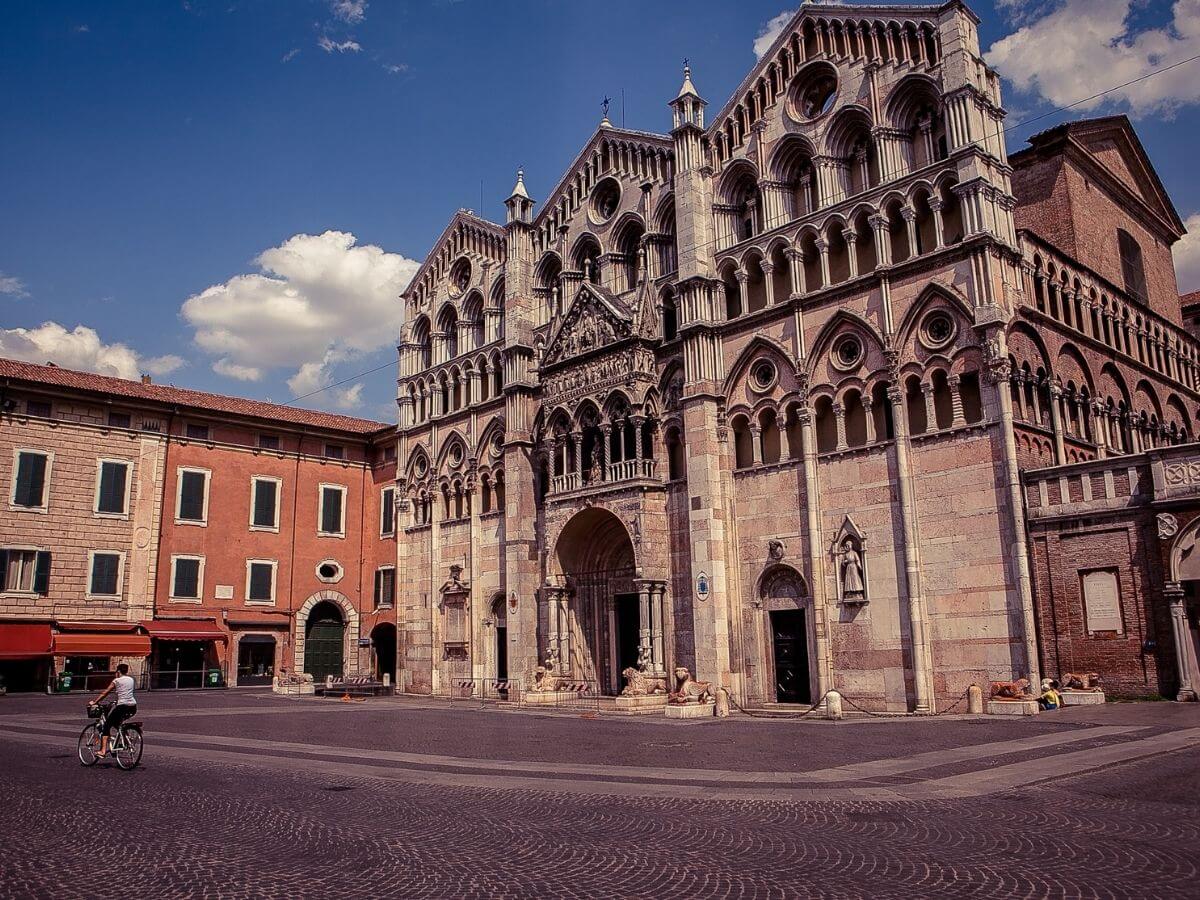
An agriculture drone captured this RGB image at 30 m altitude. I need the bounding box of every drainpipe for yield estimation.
[149,407,178,682]
[287,430,304,672]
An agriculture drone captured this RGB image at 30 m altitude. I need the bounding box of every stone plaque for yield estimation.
[1081,569,1123,634]
[214,584,234,601]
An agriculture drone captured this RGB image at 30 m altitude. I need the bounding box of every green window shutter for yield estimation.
[178,471,206,521]
[381,489,395,533]
[14,452,48,507]
[33,551,51,594]
[174,558,199,598]
[321,488,343,534]
[253,480,277,528]
[90,553,119,595]
[98,462,128,514]
[0,550,9,589]
[248,563,273,601]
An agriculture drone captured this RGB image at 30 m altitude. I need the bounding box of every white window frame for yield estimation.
[86,549,126,600]
[93,458,133,519]
[169,554,206,603]
[175,466,211,526]
[1,545,45,595]
[10,448,53,513]
[249,475,282,533]
[380,486,396,537]
[317,483,348,537]
[244,558,278,606]
[374,564,396,609]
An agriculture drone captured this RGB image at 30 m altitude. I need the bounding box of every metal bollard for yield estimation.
[715,687,730,718]
[825,690,844,720]
[968,683,984,715]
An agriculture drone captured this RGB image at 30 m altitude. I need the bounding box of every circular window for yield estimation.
[589,178,622,225]
[790,66,839,121]
[448,444,464,469]
[920,311,956,350]
[749,358,778,393]
[832,334,864,371]
[491,433,504,458]
[448,258,471,297]
[316,560,343,584]
[413,454,428,477]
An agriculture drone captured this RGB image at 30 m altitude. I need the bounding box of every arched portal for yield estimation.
[371,622,397,685]
[758,565,815,704]
[490,594,508,681]
[548,507,661,694]
[303,602,345,680]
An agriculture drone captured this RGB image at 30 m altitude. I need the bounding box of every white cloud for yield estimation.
[318,35,361,53]
[754,10,795,59]
[281,47,300,63]
[212,358,262,381]
[0,272,28,298]
[986,0,1200,118]
[330,0,367,25]
[0,322,184,380]
[181,230,417,402]
[1176,213,1200,294]
[383,63,408,75]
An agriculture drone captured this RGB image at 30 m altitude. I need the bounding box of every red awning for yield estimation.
[0,623,53,659]
[142,620,228,642]
[225,613,291,630]
[53,633,152,656]
[56,621,142,633]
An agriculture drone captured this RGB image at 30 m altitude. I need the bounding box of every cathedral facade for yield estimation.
[394,0,1150,712]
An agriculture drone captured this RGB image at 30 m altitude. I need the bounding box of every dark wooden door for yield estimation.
[305,620,344,681]
[771,609,811,704]
[615,593,640,676]
[495,626,508,680]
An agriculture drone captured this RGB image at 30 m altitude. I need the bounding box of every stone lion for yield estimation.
[989,678,1033,700]
[620,667,666,697]
[528,666,558,693]
[668,667,714,705]
[1061,672,1102,692]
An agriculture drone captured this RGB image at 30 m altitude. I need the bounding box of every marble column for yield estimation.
[1165,582,1198,701]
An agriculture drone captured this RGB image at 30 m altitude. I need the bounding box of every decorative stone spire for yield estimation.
[509,168,530,201]
[505,168,534,225]
[669,59,706,136]
[676,60,700,101]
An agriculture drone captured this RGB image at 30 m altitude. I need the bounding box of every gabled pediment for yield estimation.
[542,282,634,367]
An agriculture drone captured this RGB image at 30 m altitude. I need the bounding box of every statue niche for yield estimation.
[439,563,470,660]
[832,517,868,606]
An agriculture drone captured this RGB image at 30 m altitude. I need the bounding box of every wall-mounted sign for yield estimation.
[357,637,372,648]
[696,572,710,601]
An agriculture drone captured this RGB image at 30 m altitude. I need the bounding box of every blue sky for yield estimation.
[3,0,1200,420]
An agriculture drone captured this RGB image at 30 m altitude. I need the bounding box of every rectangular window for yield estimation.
[258,434,280,451]
[383,445,396,462]
[380,487,395,536]
[171,556,203,601]
[250,477,281,531]
[12,450,51,509]
[1118,229,1148,302]
[95,460,131,516]
[176,468,209,524]
[319,484,346,536]
[108,411,132,429]
[324,443,344,460]
[246,560,277,604]
[0,549,51,594]
[374,566,395,609]
[26,400,52,418]
[186,423,211,441]
[88,551,123,598]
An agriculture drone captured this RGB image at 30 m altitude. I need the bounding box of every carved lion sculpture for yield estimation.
[528,666,558,694]
[989,678,1033,700]
[1061,672,1102,692]
[668,667,714,705]
[620,667,666,697]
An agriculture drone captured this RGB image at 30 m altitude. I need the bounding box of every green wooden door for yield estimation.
[305,616,344,681]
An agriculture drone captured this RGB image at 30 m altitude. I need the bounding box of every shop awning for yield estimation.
[56,621,142,633]
[142,619,228,642]
[0,622,53,659]
[226,613,291,630]
[52,633,151,656]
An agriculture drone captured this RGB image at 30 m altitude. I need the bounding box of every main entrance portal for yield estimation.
[304,602,345,681]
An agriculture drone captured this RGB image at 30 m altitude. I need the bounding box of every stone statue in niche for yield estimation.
[840,540,865,602]
[440,564,470,596]
[544,647,560,675]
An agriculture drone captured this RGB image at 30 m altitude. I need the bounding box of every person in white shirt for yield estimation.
[90,663,137,759]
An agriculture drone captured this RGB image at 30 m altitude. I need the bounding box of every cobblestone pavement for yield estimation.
[1,694,1197,899]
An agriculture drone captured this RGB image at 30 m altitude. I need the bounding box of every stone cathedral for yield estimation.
[391,1,1200,711]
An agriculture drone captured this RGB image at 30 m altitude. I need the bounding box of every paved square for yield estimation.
[1,694,1197,898]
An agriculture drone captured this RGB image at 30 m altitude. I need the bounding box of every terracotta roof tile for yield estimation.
[1181,290,1200,310]
[0,357,391,436]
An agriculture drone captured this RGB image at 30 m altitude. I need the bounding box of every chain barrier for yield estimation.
[727,687,974,720]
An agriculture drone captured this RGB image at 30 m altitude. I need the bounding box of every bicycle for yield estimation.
[78,703,143,770]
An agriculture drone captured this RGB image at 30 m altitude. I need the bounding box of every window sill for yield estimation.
[245,600,276,607]
[249,526,281,534]
[93,512,130,520]
[174,519,208,528]
[168,597,202,604]
[85,595,122,602]
[316,532,346,539]
[8,504,49,514]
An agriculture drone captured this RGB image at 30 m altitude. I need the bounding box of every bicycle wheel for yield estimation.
[78,725,100,766]
[114,727,143,770]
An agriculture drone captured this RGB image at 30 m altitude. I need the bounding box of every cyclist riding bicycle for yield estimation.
[90,663,137,759]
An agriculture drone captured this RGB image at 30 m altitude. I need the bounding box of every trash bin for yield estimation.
[57,673,73,693]
[207,668,220,687]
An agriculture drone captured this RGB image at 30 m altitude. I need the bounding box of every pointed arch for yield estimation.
[894,283,974,350]
[806,308,887,379]
[721,334,799,396]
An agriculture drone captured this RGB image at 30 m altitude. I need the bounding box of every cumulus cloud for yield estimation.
[0,322,184,380]
[754,10,796,59]
[986,0,1200,118]
[1176,213,1200,294]
[318,35,361,53]
[0,272,28,298]
[180,230,417,406]
[330,0,367,24]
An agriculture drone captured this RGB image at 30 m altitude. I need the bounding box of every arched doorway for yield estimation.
[371,623,396,685]
[549,507,648,695]
[759,565,814,704]
[304,602,345,680]
[491,595,508,681]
